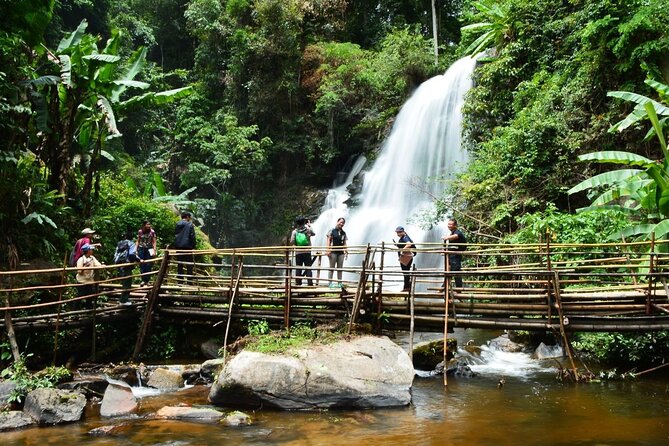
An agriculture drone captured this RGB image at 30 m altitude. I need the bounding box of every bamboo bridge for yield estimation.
[3,239,669,361]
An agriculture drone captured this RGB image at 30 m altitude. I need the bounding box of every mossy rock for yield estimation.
[412,338,457,371]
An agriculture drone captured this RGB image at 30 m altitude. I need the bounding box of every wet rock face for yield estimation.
[209,335,414,410]
[23,388,86,425]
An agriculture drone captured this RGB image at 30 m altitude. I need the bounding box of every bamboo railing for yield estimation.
[2,239,669,360]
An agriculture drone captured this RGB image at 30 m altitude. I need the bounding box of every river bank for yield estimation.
[2,329,669,445]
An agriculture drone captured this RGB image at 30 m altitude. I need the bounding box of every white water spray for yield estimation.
[312,56,477,286]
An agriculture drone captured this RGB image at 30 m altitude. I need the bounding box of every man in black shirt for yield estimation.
[442,219,466,288]
[175,211,196,283]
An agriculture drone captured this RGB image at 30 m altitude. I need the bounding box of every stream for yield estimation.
[2,329,668,446]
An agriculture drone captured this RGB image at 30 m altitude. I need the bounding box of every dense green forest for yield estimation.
[2,0,668,264]
[1,0,669,366]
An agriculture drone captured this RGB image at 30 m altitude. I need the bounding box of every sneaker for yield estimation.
[119,301,132,306]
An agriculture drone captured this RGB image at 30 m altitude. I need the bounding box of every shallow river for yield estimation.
[3,330,669,446]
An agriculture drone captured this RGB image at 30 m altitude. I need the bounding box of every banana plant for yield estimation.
[569,79,669,241]
[26,20,192,215]
[460,1,514,57]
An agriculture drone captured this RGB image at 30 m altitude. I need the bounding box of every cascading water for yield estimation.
[312,56,477,287]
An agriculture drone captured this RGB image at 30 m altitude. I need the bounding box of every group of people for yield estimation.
[71,211,197,306]
[290,216,349,288]
[290,216,466,291]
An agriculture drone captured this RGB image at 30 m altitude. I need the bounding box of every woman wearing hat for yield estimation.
[71,228,102,266]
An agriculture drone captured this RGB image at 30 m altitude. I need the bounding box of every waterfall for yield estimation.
[312,56,477,288]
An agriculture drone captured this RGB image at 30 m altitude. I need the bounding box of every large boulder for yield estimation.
[100,379,138,417]
[23,388,86,425]
[209,335,414,410]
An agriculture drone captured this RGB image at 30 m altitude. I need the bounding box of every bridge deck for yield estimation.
[2,241,669,349]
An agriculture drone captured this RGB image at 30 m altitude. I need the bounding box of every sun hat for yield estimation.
[81,228,96,235]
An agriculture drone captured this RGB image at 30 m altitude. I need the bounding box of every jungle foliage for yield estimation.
[2,1,669,365]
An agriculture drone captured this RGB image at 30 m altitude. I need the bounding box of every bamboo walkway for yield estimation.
[3,240,669,361]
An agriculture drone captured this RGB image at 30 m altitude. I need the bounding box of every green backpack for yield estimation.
[295,231,310,246]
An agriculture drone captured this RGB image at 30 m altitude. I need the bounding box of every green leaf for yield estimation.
[57,19,88,53]
[111,47,148,102]
[608,224,656,240]
[578,151,654,167]
[112,80,150,89]
[568,169,643,194]
[651,219,669,239]
[83,54,121,63]
[645,102,668,158]
[19,75,60,87]
[21,212,57,228]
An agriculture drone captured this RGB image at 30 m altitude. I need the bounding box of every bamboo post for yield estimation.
[228,250,237,298]
[4,278,20,362]
[132,252,171,361]
[222,259,244,364]
[621,235,638,286]
[442,282,449,387]
[348,245,371,335]
[53,252,69,364]
[551,271,579,379]
[408,264,416,362]
[647,233,656,315]
[545,228,553,321]
[284,246,292,329]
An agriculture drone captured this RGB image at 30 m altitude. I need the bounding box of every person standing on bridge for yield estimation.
[395,226,416,292]
[174,211,196,284]
[442,218,466,289]
[290,216,315,286]
[76,244,102,309]
[70,227,101,266]
[326,217,348,288]
[136,220,157,286]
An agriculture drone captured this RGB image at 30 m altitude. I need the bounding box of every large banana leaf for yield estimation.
[608,91,669,132]
[57,20,87,53]
[568,168,643,194]
[577,150,654,167]
[590,178,652,206]
[608,224,656,240]
[651,219,669,239]
[111,47,148,103]
[645,102,668,159]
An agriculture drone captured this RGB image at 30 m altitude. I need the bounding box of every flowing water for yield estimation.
[312,56,476,287]
[3,329,669,445]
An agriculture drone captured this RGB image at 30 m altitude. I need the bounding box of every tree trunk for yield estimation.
[431,0,439,66]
